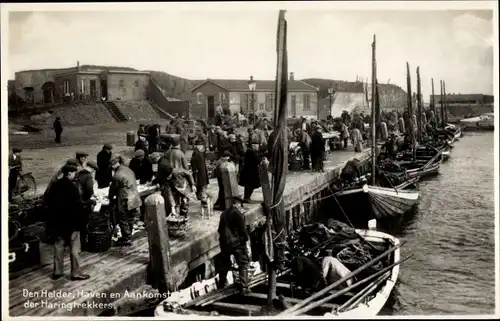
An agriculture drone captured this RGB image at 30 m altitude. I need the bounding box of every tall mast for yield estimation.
[416,67,422,143]
[370,34,377,186]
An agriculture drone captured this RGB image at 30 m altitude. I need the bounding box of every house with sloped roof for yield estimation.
[189,73,319,120]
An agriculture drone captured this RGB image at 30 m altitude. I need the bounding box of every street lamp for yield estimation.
[328,83,334,117]
[248,75,257,125]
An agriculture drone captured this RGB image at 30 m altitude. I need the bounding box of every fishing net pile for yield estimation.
[287,219,390,280]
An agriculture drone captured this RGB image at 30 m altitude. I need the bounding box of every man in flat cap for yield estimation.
[190,139,210,213]
[134,133,149,156]
[76,151,89,169]
[8,148,23,202]
[217,195,251,294]
[44,158,80,199]
[53,116,63,143]
[45,164,90,281]
[310,125,326,172]
[164,136,189,171]
[96,144,113,188]
[108,155,142,246]
[75,161,99,250]
[152,157,196,218]
[129,149,154,185]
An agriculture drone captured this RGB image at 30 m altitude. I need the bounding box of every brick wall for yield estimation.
[106,73,149,101]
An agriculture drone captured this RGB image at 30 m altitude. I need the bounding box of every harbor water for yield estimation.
[379,131,496,315]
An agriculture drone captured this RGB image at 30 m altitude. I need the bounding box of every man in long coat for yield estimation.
[190,139,210,211]
[96,144,113,188]
[135,134,148,155]
[296,129,312,170]
[75,161,99,250]
[239,143,261,202]
[53,116,63,143]
[310,125,326,172]
[45,165,90,281]
[108,155,142,246]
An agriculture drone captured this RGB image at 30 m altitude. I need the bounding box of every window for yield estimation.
[265,94,274,111]
[303,93,311,110]
[240,93,249,113]
[134,80,140,87]
[80,79,85,94]
[259,103,264,110]
[119,79,125,88]
[218,92,226,103]
[196,92,204,104]
[63,80,70,94]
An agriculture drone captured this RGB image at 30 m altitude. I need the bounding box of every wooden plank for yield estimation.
[245,291,338,310]
[211,301,262,315]
[9,150,371,317]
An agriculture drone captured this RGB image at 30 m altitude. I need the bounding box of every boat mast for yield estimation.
[431,78,436,124]
[440,80,445,128]
[406,62,416,160]
[443,81,448,125]
[416,67,423,143]
[371,34,377,186]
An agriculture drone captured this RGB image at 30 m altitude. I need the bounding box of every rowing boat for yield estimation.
[154,229,400,317]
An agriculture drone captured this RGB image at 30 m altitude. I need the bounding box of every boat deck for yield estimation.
[8,149,370,317]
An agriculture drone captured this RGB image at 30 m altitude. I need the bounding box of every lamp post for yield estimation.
[328,83,334,117]
[248,75,257,125]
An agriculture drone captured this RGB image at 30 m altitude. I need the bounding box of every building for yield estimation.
[14,62,150,105]
[189,73,319,120]
[429,93,494,105]
[317,82,368,119]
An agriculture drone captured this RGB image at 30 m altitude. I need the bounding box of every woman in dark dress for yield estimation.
[238,143,262,202]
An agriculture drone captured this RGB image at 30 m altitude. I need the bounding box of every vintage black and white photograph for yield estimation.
[2,1,498,318]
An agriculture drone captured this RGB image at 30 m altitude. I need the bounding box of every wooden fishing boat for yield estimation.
[334,183,419,219]
[154,229,401,318]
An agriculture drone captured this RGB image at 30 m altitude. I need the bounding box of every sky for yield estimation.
[6,3,496,100]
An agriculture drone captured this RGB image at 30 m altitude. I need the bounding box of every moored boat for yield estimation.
[154,228,402,318]
[459,113,494,131]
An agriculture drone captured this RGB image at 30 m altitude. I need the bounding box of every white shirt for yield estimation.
[322,256,352,286]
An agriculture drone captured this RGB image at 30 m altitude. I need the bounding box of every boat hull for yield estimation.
[333,184,419,222]
[154,229,401,318]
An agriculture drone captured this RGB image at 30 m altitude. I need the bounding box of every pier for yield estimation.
[8,149,371,317]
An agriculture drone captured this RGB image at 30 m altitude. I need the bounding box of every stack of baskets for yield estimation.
[166,215,189,238]
[85,210,113,252]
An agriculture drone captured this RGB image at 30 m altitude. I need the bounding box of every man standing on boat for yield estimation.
[217,196,252,295]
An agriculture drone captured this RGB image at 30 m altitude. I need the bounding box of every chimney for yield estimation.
[77,61,80,71]
[289,72,294,81]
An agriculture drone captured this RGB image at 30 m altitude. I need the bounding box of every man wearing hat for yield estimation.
[53,116,63,143]
[238,142,261,203]
[129,149,154,185]
[164,136,189,170]
[310,125,326,172]
[44,158,80,199]
[108,155,142,246]
[45,164,90,281]
[135,133,149,155]
[152,159,196,218]
[76,151,89,169]
[207,125,218,152]
[213,150,235,211]
[96,144,113,188]
[75,161,99,250]
[217,195,252,294]
[8,148,23,202]
[190,139,210,212]
[296,129,312,170]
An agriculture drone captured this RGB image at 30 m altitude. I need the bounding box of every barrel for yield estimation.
[126,131,136,147]
[380,122,388,140]
[398,117,405,134]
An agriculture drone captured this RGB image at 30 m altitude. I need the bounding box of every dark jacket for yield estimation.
[53,119,63,133]
[290,256,327,291]
[75,169,94,202]
[208,130,218,149]
[218,205,249,248]
[96,149,112,187]
[239,147,261,189]
[227,142,244,165]
[190,150,209,187]
[45,177,83,236]
[134,139,148,155]
[129,157,154,184]
[108,165,142,213]
[310,131,326,155]
[154,157,173,187]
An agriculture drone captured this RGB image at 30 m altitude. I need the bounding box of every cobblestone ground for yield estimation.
[8,122,252,195]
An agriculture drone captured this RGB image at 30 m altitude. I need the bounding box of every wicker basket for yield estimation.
[166,215,189,238]
[86,223,113,252]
